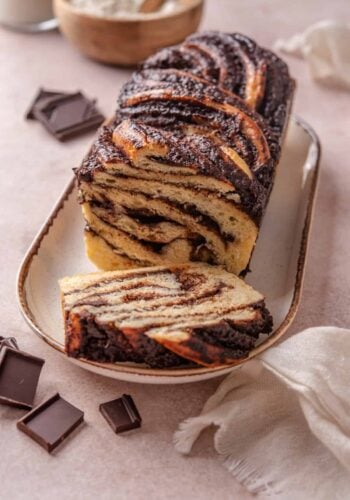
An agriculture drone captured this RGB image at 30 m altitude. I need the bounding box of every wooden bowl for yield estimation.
[53,0,204,66]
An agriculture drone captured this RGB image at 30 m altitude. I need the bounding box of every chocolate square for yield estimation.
[100,394,142,434]
[25,88,69,120]
[0,347,45,409]
[33,92,105,141]
[17,393,84,453]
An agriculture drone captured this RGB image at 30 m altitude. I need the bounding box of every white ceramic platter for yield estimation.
[17,117,320,384]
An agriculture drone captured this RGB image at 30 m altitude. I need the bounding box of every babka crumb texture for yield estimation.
[60,264,273,368]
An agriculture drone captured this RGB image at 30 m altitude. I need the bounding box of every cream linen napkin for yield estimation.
[174,327,350,498]
[274,21,350,90]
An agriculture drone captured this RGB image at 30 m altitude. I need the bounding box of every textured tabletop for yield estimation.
[0,1,349,498]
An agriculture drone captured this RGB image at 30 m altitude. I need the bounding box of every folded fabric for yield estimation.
[174,327,350,498]
[274,21,350,90]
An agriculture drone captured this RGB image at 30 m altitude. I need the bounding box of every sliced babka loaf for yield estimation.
[76,32,294,276]
[59,264,272,368]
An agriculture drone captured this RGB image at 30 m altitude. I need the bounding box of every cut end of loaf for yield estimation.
[78,119,261,276]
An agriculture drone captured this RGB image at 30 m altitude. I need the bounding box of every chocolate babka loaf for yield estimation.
[76,31,294,276]
[59,264,272,368]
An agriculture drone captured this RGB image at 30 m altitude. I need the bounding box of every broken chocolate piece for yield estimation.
[33,92,105,141]
[0,336,18,351]
[17,393,84,453]
[25,88,69,120]
[99,394,142,434]
[0,347,44,409]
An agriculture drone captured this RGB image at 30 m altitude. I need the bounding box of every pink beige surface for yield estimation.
[0,1,349,498]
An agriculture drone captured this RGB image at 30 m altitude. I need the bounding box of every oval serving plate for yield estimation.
[17,116,320,384]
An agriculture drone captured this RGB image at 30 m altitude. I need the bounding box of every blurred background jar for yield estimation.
[0,0,58,32]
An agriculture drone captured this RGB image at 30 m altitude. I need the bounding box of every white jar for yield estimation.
[0,0,57,32]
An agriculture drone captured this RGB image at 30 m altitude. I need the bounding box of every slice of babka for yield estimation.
[76,31,294,276]
[59,263,272,368]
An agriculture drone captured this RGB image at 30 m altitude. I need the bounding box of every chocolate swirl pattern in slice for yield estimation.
[59,264,273,368]
[76,31,294,276]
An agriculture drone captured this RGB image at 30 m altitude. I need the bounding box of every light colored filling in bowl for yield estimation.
[69,0,180,18]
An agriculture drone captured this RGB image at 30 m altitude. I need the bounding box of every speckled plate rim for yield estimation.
[17,116,321,381]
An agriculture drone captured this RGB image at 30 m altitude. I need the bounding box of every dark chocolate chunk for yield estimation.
[33,92,105,141]
[100,394,142,434]
[25,88,70,120]
[0,336,19,351]
[17,393,84,453]
[0,347,44,409]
